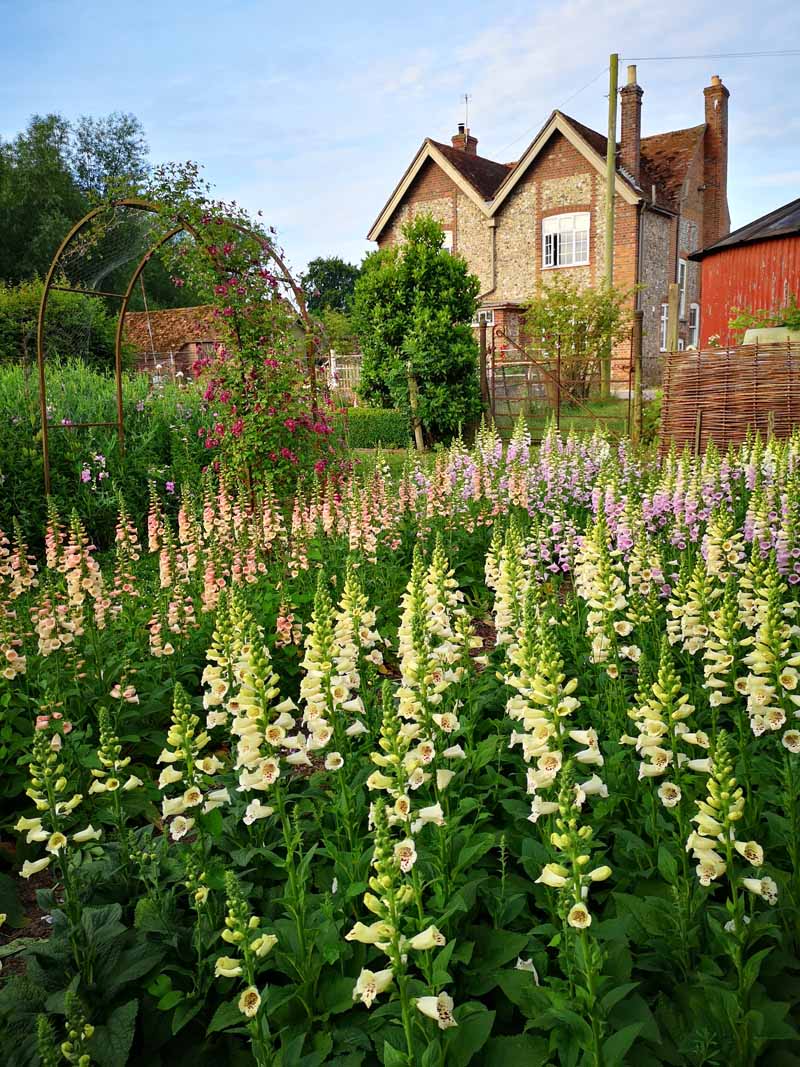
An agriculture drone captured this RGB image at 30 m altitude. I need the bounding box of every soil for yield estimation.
[0,841,53,980]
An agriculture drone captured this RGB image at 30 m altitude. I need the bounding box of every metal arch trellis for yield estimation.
[36,197,318,496]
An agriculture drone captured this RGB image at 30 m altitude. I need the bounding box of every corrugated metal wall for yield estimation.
[700,236,800,345]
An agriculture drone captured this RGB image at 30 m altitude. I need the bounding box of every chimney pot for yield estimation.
[627,64,637,86]
[451,124,478,154]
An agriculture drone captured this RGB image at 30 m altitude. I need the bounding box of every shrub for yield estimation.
[339,407,409,449]
[728,294,800,335]
[523,274,635,399]
[0,279,126,369]
[352,215,482,443]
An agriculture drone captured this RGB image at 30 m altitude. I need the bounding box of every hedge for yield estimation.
[340,407,410,449]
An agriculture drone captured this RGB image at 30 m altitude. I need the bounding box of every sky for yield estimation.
[1,0,799,277]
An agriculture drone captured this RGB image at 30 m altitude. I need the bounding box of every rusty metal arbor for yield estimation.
[36,198,318,495]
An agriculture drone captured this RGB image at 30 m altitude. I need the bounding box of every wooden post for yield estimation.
[408,369,424,451]
[602,52,619,400]
[666,283,680,352]
[693,408,703,455]
[631,309,643,445]
[479,321,489,407]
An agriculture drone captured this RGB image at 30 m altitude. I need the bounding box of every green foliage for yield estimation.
[319,308,358,353]
[338,407,409,449]
[0,114,86,286]
[641,390,662,445]
[523,273,635,398]
[729,294,800,335]
[0,111,200,312]
[353,214,482,443]
[0,279,122,369]
[0,112,147,286]
[146,162,338,488]
[68,112,149,198]
[302,256,361,314]
[0,359,207,546]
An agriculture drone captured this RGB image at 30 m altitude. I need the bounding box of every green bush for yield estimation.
[340,407,410,449]
[0,359,207,546]
[0,279,129,369]
[641,390,662,445]
[352,215,482,443]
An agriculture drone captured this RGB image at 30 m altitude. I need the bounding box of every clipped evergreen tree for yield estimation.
[353,214,482,443]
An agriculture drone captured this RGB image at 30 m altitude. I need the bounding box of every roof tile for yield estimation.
[429,140,512,200]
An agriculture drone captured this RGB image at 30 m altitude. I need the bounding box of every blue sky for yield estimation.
[1,0,799,275]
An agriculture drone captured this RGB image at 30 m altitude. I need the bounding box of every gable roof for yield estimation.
[690,196,800,261]
[368,108,701,241]
[428,140,511,199]
[558,114,698,210]
[366,138,504,241]
[487,111,642,214]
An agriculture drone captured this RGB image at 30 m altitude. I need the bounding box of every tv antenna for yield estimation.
[463,93,471,128]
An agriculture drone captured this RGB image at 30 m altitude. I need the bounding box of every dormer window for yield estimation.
[543,212,590,268]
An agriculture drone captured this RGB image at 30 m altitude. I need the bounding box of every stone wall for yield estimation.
[456,191,492,293]
[639,208,673,379]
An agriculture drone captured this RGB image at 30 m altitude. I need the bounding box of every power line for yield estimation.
[498,65,608,154]
[624,50,800,60]
[496,47,799,159]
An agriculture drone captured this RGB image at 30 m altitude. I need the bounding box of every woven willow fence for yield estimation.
[660,342,800,454]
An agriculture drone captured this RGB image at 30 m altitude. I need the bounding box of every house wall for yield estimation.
[676,140,705,345]
[378,159,457,248]
[489,135,640,315]
[456,191,492,293]
[639,208,673,379]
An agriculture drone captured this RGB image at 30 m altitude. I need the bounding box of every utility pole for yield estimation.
[602,53,619,399]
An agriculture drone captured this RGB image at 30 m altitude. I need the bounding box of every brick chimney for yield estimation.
[451,122,478,154]
[619,64,643,185]
[702,74,731,247]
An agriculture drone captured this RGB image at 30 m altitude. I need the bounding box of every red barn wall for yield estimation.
[700,236,800,346]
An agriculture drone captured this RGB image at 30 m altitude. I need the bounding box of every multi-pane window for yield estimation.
[688,303,700,348]
[441,230,453,253]
[542,212,590,268]
[659,303,669,352]
[678,258,688,318]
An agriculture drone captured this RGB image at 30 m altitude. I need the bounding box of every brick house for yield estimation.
[124,306,221,377]
[367,68,731,379]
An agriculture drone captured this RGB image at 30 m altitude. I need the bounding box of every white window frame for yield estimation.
[688,302,700,348]
[659,303,669,352]
[441,230,453,253]
[472,309,495,327]
[677,258,688,319]
[542,212,590,269]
